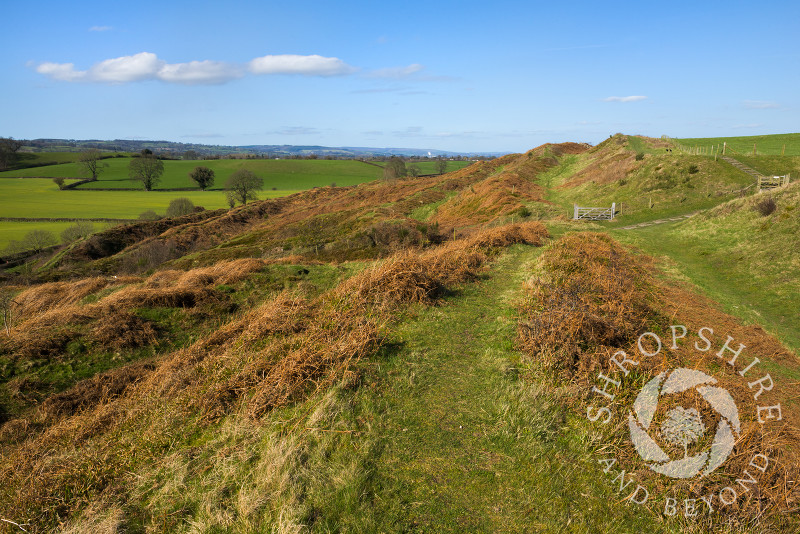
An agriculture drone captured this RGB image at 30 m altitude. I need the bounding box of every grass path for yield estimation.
[323,245,671,532]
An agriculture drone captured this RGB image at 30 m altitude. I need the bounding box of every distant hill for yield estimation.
[21,138,505,159]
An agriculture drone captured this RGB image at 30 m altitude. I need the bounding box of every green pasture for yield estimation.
[0,178,295,219]
[674,133,800,156]
[0,179,299,252]
[0,158,385,190]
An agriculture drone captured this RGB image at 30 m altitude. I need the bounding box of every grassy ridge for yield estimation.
[675,133,800,156]
[541,137,753,226]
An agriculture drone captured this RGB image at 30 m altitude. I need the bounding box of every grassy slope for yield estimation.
[612,182,800,357]
[675,133,800,156]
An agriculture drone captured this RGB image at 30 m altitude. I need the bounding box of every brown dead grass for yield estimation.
[558,135,646,189]
[10,277,135,320]
[433,154,557,227]
[41,362,156,418]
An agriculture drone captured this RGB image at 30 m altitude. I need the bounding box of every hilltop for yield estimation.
[0,135,798,533]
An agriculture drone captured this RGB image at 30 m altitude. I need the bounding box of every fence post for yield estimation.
[611,202,616,220]
[573,204,578,220]
[723,142,726,155]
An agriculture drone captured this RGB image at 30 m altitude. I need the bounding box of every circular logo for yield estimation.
[628,368,741,479]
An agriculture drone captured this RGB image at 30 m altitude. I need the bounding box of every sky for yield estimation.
[2,0,799,153]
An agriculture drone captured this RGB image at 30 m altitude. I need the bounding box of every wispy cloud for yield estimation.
[269,126,322,136]
[248,54,357,76]
[743,100,780,109]
[602,95,647,103]
[544,44,608,52]
[181,133,224,139]
[89,25,112,32]
[366,63,424,79]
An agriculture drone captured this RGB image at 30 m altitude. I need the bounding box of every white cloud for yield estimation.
[248,54,357,76]
[89,25,112,32]
[603,95,647,103]
[36,52,242,85]
[35,52,368,85]
[157,60,243,85]
[35,61,85,82]
[743,100,780,109]
[89,52,164,83]
[367,63,425,79]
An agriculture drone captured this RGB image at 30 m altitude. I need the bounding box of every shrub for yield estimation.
[635,152,645,161]
[688,164,699,174]
[138,209,161,221]
[53,177,66,190]
[189,166,215,190]
[754,196,777,217]
[60,221,95,243]
[166,197,195,218]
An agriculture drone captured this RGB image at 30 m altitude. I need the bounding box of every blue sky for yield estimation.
[3,0,799,153]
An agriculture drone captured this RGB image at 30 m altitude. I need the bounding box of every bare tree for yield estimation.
[1,290,15,336]
[435,158,448,175]
[225,169,263,205]
[23,229,57,252]
[78,148,108,181]
[129,151,165,191]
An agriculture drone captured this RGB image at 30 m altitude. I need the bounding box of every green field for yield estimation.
[0,221,93,251]
[0,178,294,219]
[674,133,800,156]
[9,151,116,169]
[0,158,386,190]
[0,179,298,252]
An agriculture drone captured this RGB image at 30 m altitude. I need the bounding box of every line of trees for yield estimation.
[0,137,23,171]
